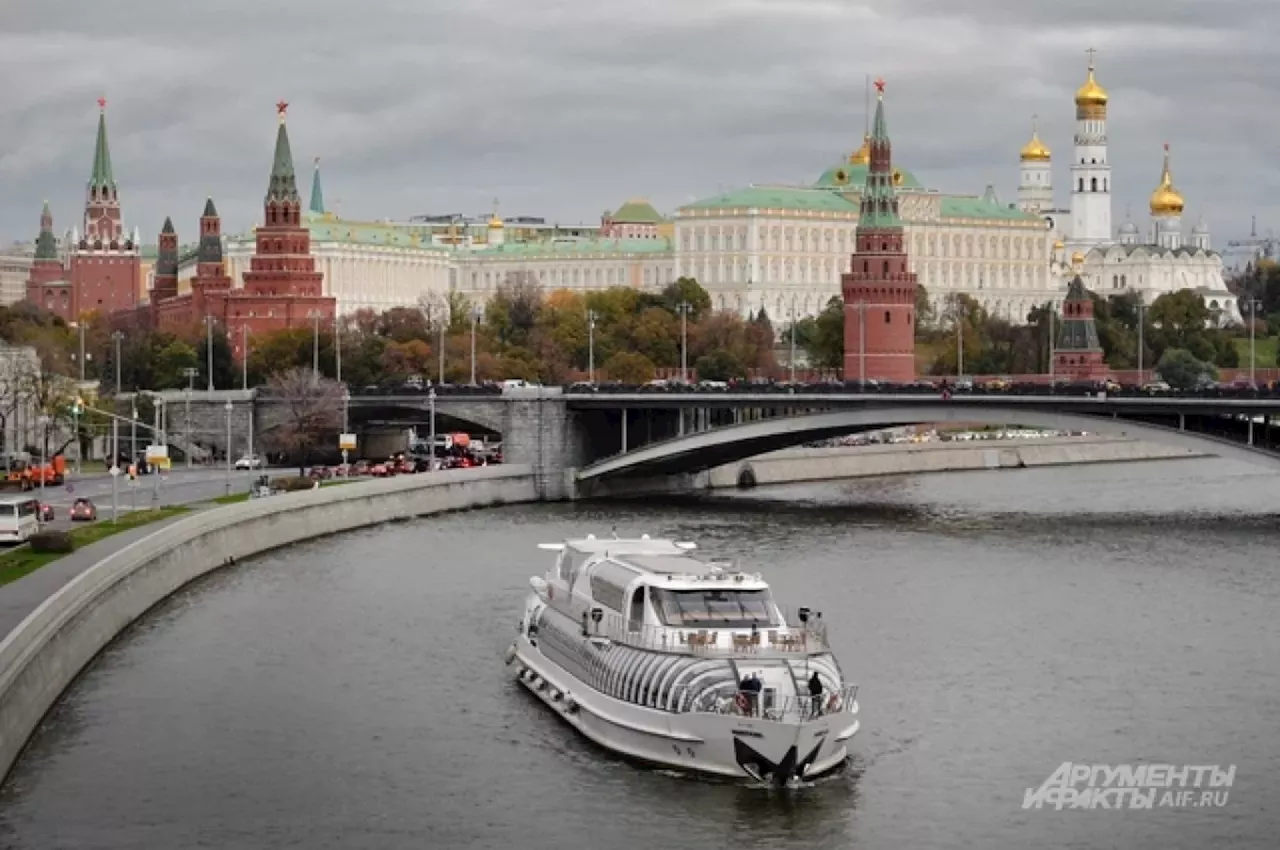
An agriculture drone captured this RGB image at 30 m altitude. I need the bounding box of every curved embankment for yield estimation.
[0,466,538,780]
[708,437,1206,488]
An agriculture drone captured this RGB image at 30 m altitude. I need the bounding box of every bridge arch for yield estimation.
[577,405,1280,481]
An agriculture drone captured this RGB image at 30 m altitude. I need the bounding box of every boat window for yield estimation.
[650,588,780,628]
[589,576,627,612]
[564,551,591,594]
[628,588,646,631]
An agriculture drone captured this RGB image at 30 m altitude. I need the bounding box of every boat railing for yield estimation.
[576,607,831,656]
[684,684,860,721]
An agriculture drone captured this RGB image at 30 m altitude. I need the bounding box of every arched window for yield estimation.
[1091,177,1097,192]
[884,310,891,324]
[1078,178,1084,192]
[883,260,890,275]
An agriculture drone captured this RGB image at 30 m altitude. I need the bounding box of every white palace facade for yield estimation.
[173,65,1235,326]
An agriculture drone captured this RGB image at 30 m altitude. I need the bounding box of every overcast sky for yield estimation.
[2,0,1278,248]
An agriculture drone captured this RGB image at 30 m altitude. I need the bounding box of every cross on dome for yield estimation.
[1085,46,1097,69]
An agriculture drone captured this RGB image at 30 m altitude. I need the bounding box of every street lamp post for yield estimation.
[954,296,965,380]
[1249,297,1263,386]
[1048,301,1056,387]
[36,415,49,508]
[224,400,233,496]
[788,297,797,384]
[428,387,437,472]
[1136,302,1145,384]
[307,310,322,386]
[858,302,867,386]
[183,367,197,469]
[110,415,119,523]
[204,315,215,391]
[586,309,598,384]
[112,330,123,460]
[334,317,343,386]
[677,301,692,384]
[469,306,482,386]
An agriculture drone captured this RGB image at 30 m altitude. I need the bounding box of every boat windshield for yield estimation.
[650,588,780,628]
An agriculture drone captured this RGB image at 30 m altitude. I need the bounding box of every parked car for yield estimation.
[370,463,390,477]
[352,459,370,476]
[234,455,264,470]
[69,498,97,522]
[38,502,54,522]
[307,466,333,480]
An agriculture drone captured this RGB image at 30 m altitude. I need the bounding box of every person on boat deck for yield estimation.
[742,672,763,716]
[808,672,824,717]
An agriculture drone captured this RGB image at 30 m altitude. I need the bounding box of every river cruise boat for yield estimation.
[505,534,859,785]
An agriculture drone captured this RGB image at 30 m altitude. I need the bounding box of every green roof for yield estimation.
[611,199,664,223]
[814,161,924,190]
[305,212,441,248]
[309,160,325,214]
[266,119,299,203]
[681,185,859,213]
[939,196,1040,223]
[89,108,115,190]
[460,237,673,258]
[35,202,57,260]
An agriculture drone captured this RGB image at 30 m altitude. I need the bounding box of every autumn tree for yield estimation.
[261,368,344,473]
[602,351,655,384]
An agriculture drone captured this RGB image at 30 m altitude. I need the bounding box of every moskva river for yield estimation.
[3,458,1279,849]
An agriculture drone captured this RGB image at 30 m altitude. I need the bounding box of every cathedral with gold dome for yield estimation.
[1016,51,1237,323]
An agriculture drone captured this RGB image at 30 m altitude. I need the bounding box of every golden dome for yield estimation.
[1020,117,1051,162]
[488,215,504,229]
[1070,251,1085,265]
[1149,143,1185,217]
[848,134,871,166]
[1075,65,1108,108]
[1053,238,1065,250]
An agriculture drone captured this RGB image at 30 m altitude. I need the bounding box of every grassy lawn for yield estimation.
[0,506,190,588]
[1233,335,1277,368]
[212,478,358,505]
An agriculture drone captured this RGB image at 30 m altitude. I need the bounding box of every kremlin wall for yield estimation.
[19,53,1239,377]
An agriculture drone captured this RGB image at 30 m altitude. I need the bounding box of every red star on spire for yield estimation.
[1163,141,1169,152]
[874,78,886,94]
[97,97,107,110]
[276,100,289,117]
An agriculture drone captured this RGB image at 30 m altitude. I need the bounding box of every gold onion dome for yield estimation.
[1149,143,1185,217]
[1020,130,1051,162]
[1070,251,1085,265]
[488,214,504,228]
[848,134,871,165]
[1053,238,1066,250]
[1075,65,1108,108]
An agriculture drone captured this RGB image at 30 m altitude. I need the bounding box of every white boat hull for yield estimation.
[510,636,858,784]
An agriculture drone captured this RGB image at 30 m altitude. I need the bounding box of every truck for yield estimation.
[1,454,67,491]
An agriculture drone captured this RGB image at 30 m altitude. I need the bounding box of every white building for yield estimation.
[1024,52,1237,321]
[0,245,34,307]
[676,133,1057,323]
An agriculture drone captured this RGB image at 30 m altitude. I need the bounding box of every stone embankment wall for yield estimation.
[0,466,538,780]
[706,437,1206,489]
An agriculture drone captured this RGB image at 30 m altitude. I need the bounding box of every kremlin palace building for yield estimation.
[23,53,1237,351]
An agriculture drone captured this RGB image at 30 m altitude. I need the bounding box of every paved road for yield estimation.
[26,466,295,523]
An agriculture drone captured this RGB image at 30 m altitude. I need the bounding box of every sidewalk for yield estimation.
[0,510,202,639]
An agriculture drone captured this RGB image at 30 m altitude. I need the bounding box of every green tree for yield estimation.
[1156,348,1216,390]
[805,297,844,369]
[153,339,199,389]
[914,283,936,332]
[694,350,747,381]
[602,351,655,384]
[661,277,712,318]
[196,322,237,389]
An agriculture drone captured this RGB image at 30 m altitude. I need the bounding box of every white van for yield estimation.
[0,496,40,545]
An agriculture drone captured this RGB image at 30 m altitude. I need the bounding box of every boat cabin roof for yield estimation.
[557,538,767,591]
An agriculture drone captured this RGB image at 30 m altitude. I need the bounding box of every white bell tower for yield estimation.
[1069,48,1112,246]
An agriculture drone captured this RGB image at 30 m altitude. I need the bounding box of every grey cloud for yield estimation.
[2,0,1278,247]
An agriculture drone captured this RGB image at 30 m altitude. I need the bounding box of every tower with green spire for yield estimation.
[309,157,326,215]
[1053,276,1107,379]
[26,202,67,304]
[840,78,917,383]
[84,97,125,246]
[242,101,324,300]
[153,217,179,301]
[195,197,231,292]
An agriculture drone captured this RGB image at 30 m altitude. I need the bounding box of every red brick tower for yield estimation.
[153,217,179,302]
[194,198,232,291]
[26,202,70,311]
[1053,276,1108,379]
[841,79,917,383]
[240,102,325,300]
[66,99,141,319]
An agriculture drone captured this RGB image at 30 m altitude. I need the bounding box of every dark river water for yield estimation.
[3,458,1280,849]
